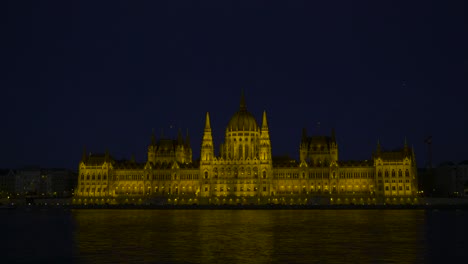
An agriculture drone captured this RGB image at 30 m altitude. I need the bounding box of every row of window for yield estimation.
[80,187,107,193]
[274,172,301,179]
[230,133,256,137]
[205,186,268,192]
[340,172,375,179]
[205,171,267,179]
[380,179,411,183]
[378,169,410,178]
[81,174,107,181]
[385,186,410,191]
[213,167,259,173]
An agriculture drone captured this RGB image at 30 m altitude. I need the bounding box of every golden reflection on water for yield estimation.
[72,210,426,263]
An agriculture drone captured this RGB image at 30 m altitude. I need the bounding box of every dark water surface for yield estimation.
[1,209,467,263]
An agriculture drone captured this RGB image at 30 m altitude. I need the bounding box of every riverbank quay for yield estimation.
[68,202,468,210]
[4,197,468,210]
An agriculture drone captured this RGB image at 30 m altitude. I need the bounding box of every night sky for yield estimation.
[2,1,466,170]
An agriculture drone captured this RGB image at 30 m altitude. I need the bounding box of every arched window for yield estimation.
[384,171,389,177]
[398,170,402,177]
[204,171,208,179]
[405,169,410,177]
[97,174,101,180]
[378,170,382,177]
[262,171,267,179]
[92,174,95,180]
[80,174,84,180]
[391,170,396,177]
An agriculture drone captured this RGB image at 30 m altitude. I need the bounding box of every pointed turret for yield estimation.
[185,129,193,163]
[175,127,186,163]
[201,112,214,162]
[329,128,338,162]
[177,128,183,144]
[147,130,157,164]
[403,137,409,156]
[260,111,272,162]
[204,112,211,129]
[299,128,308,162]
[185,129,190,146]
[261,111,269,130]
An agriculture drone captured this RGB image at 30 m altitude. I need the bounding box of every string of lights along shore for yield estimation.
[75,92,419,205]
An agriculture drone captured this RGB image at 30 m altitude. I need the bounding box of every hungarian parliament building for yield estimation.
[73,94,419,206]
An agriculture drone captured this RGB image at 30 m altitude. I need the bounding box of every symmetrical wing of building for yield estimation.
[74,94,419,205]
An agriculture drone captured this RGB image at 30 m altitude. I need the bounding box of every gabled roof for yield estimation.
[376,147,413,161]
[84,154,110,166]
[303,135,333,146]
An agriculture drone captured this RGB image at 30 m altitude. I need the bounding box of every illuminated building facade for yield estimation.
[73,94,419,205]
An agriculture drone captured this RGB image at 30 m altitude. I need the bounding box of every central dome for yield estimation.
[227,93,259,132]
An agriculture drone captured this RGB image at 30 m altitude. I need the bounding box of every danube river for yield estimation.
[1,208,467,263]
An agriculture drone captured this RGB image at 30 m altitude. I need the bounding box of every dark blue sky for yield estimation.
[1,0,466,170]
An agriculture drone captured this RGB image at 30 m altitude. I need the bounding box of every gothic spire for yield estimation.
[205,112,211,130]
[262,110,269,129]
[331,127,336,142]
[177,128,183,144]
[201,112,214,161]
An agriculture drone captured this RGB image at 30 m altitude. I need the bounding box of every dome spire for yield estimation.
[240,89,247,111]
